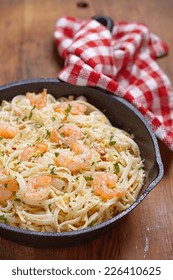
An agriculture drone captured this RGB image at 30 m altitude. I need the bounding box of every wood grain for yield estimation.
[0,0,173,260]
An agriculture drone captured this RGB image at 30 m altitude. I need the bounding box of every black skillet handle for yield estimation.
[92,15,114,32]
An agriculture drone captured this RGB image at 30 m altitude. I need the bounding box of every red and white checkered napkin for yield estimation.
[54,16,173,150]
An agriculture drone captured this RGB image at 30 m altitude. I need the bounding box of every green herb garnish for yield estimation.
[85,176,93,181]
[55,152,59,157]
[36,137,41,142]
[28,105,36,120]
[51,116,56,122]
[22,116,27,121]
[0,215,7,224]
[109,140,116,146]
[88,221,95,227]
[50,167,56,175]
[35,123,42,128]
[45,129,51,139]
[14,198,21,202]
[58,124,64,130]
[65,104,72,114]
[114,162,120,174]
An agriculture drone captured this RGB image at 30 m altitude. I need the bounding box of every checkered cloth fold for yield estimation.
[54,16,173,150]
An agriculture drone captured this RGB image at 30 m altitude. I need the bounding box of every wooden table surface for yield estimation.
[0,0,173,260]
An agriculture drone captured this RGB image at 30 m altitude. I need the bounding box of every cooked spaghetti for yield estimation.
[0,89,145,232]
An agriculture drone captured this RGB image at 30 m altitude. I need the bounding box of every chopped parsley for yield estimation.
[0,215,7,224]
[28,155,39,161]
[54,152,59,157]
[51,116,56,122]
[85,176,93,181]
[109,134,116,146]
[65,104,72,115]
[45,129,51,139]
[14,198,21,202]
[114,162,120,174]
[28,105,36,120]
[88,221,95,227]
[22,116,27,121]
[109,140,116,146]
[13,191,17,196]
[58,124,64,130]
[34,123,42,128]
[36,137,41,142]
[50,166,57,175]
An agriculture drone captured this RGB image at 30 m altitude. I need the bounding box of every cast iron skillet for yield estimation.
[0,78,163,247]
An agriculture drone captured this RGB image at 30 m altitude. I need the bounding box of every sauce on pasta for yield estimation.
[0,90,145,232]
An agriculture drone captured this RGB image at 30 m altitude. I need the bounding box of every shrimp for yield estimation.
[0,168,7,176]
[50,123,83,146]
[91,172,125,199]
[20,143,48,161]
[24,175,52,201]
[56,142,92,172]
[55,101,87,115]
[0,179,19,202]
[51,178,68,192]
[26,89,47,109]
[0,123,18,139]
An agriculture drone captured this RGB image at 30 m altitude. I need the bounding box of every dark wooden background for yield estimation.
[0,0,173,260]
